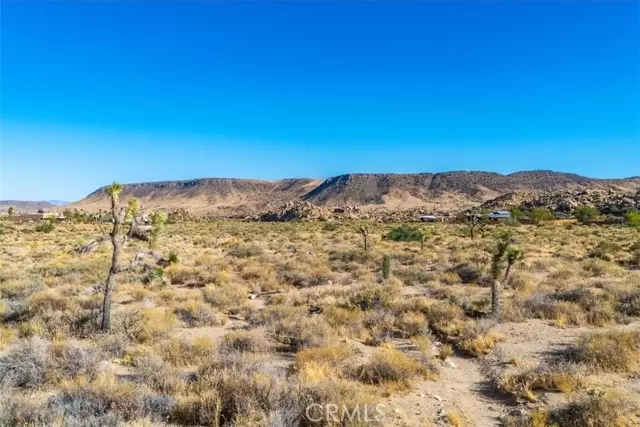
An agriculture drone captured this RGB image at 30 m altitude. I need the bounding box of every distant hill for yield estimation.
[0,200,59,213]
[72,171,640,215]
[75,178,322,216]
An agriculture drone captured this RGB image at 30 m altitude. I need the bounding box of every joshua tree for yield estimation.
[359,225,370,252]
[7,207,15,216]
[78,182,168,331]
[460,209,485,240]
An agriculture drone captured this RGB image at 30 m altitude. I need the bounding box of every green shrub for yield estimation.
[574,205,599,224]
[386,226,422,242]
[35,220,55,233]
[529,208,555,225]
[626,210,640,227]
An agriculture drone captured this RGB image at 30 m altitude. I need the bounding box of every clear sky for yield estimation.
[1,0,639,201]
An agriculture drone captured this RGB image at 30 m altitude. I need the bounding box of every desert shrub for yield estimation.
[395,311,427,338]
[457,320,503,357]
[170,356,275,426]
[0,391,54,426]
[546,389,638,427]
[272,313,333,350]
[586,241,620,261]
[327,250,372,265]
[422,301,465,336]
[254,306,332,350]
[497,362,587,401]
[1,299,31,323]
[164,264,223,287]
[295,344,354,376]
[438,344,454,361]
[386,226,423,242]
[394,267,435,286]
[570,329,640,372]
[219,331,269,353]
[115,308,177,343]
[362,308,397,345]
[47,374,166,425]
[352,349,432,387]
[322,306,366,339]
[174,300,223,328]
[99,333,130,359]
[203,283,248,312]
[581,258,621,277]
[28,289,70,312]
[133,354,185,394]
[227,244,264,258]
[522,289,620,327]
[161,337,215,366]
[278,378,375,427]
[277,262,332,288]
[0,279,46,301]
[51,340,104,382]
[451,263,481,284]
[391,252,417,266]
[35,219,55,233]
[0,337,106,390]
[617,290,640,316]
[346,284,398,311]
[441,271,460,285]
[0,337,51,388]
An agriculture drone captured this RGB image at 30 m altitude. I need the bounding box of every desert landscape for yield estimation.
[1,175,639,426]
[3,1,639,425]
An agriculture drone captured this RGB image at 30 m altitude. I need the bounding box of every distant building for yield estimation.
[419,215,442,222]
[487,211,511,221]
[6,212,61,223]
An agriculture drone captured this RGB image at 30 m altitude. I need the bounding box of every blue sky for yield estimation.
[1,1,639,201]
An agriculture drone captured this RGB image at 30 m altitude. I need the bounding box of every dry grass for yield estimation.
[353,348,437,388]
[505,389,639,427]
[1,219,639,425]
[570,329,640,373]
[497,362,587,401]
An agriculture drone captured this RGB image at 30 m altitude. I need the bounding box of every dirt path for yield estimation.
[384,352,512,426]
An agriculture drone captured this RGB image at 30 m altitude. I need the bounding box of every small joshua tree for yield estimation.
[503,246,524,284]
[7,207,15,216]
[381,254,391,281]
[489,230,521,320]
[78,182,168,331]
[359,225,370,252]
